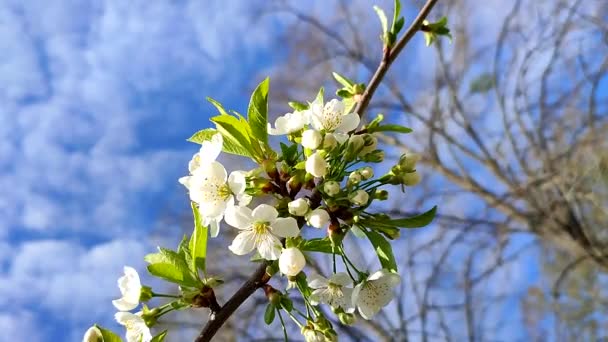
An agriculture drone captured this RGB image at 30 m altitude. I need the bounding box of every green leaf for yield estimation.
[187,128,217,144]
[264,303,276,324]
[177,235,194,275]
[336,89,353,98]
[288,101,309,111]
[300,238,334,254]
[207,97,231,116]
[95,325,123,342]
[145,248,199,287]
[150,331,168,342]
[373,6,389,39]
[211,114,254,158]
[189,203,208,273]
[394,17,405,34]
[247,77,270,145]
[280,296,293,312]
[368,124,413,134]
[280,142,299,166]
[391,0,402,33]
[469,73,495,94]
[385,206,437,228]
[332,72,355,88]
[364,230,398,272]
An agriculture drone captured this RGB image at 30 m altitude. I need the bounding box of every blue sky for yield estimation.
[0,1,288,340]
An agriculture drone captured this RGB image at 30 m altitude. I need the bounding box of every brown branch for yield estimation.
[354,0,440,117]
[193,1,440,340]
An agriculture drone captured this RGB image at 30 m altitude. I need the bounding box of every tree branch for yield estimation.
[354,0,440,117]
[194,1,440,340]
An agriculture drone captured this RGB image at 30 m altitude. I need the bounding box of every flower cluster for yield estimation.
[83,79,435,342]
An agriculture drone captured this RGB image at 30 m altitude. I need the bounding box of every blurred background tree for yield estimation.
[159,0,608,340]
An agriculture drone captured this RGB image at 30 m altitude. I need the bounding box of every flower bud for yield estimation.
[322,133,338,150]
[374,189,389,200]
[358,166,374,180]
[288,198,310,216]
[83,327,102,342]
[402,171,421,186]
[339,312,357,325]
[324,329,338,342]
[305,152,328,178]
[349,190,369,206]
[301,129,323,150]
[323,181,340,196]
[361,150,384,163]
[279,247,306,276]
[302,326,325,342]
[348,172,362,185]
[306,208,330,229]
[345,135,365,161]
[399,153,421,171]
[359,134,378,156]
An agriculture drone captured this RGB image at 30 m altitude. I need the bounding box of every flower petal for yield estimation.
[209,218,220,238]
[252,204,279,223]
[225,205,253,229]
[115,312,139,325]
[329,272,352,287]
[309,288,332,306]
[112,298,138,312]
[228,171,246,196]
[228,231,257,255]
[307,274,329,289]
[178,176,191,189]
[257,233,282,260]
[271,217,299,238]
[198,133,223,164]
[336,113,360,133]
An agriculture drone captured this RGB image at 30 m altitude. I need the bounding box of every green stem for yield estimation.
[277,308,289,341]
[151,293,181,299]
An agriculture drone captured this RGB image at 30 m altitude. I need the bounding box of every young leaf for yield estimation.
[211,114,254,158]
[247,78,270,145]
[280,296,293,312]
[94,325,123,342]
[177,234,194,275]
[385,206,437,228]
[300,238,334,254]
[145,248,199,287]
[288,101,309,111]
[150,330,168,342]
[332,72,355,88]
[264,303,276,324]
[368,124,413,134]
[314,87,324,105]
[189,203,208,273]
[207,97,231,116]
[373,6,389,41]
[391,0,402,33]
[187,128,217,144]
[337,89,353,98]
[364,230,398,272]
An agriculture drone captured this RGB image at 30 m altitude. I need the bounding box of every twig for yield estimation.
[193,1,439,340]
[354,0,440,117]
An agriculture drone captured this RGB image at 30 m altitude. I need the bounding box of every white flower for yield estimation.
[226,204,300,260]
[112,266,142,311]
[115,312,152,342]
[301,129,323,150]
[306,208,330,229]
[309,273,355,313]
[82,327,102,342]
[279,247,306,276]
[305,152,328,177]
[352,269,401,319]
[184,133,223,174]
[288,198,310,216]
[349,190,369,206]
[301,327,325,342]
[310,99,360,133]
[268,110,310,135]
[323,181,340,196]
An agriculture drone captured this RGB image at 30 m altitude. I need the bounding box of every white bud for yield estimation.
[359,135,378,156]
[349,190,369,206]
[306,208,330,228]
[402,171,421,186]
[306,151,328,177]
[348,172,362,185]
[288,198,310,216]
[359,166,374,179]
[302,129,323,150]
[348,135,365,151]
[399,153,421,171]
[323,181,340,196]
[83,327,102,342]
[322,133,338,150]
[279,247,306,276]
